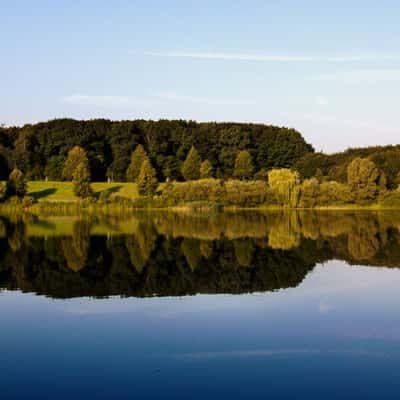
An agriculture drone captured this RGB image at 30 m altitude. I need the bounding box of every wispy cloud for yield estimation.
[318,69,400,83]
[60,94,142,107]
[146,51,395,63]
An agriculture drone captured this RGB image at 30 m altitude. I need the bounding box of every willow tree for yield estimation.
[126,144,148,182]
[268,168,300,207]
[181,146,201,181]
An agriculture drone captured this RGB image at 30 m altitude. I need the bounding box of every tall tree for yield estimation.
[137,159,158,196]
[181,146,201,181]
[200,160,213,179]
[233,150,253,180]
[73,162,92,198]
[63,146,89,181]
[7,168,27,198]
[126,144,148,182]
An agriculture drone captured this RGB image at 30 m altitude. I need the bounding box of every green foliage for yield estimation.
[0,119,313,182]
[181,146,201,181]
[126,144,148,182]
[380,189,400,208]
[224,180,270,207]
[233,150,254,180]
[161,179,226,206]
[268,169,300,207]
[298,178,320,208]
[63,146,89,181]
[137,159,158,196]
[160,178,271,207]
[347,157,382,202]
[73,162,93,198]
[7,168,27,198]
[317,181,354,206]
[200,160,213,179]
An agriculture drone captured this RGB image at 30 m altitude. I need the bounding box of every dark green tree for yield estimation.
[181,146,201,181]
[233,150,253,180]
[7,168,27,198]
[137,159,158,196]
[126,144,148,182]
[73,162,92,198]
[200,160,213,179]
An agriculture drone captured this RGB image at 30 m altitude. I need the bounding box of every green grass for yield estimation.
[27,181,141,202]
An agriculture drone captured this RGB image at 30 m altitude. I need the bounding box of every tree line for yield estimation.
[0,118,312,181]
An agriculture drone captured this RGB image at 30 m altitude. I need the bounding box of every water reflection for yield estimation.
[1,211,400,298]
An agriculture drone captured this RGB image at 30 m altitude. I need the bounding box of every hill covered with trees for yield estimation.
[0,118,312,181]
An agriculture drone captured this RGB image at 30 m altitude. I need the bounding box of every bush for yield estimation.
[318,181,354,206]
[160,179,226,206]
[380,190,400,208]
[224,180,270,207]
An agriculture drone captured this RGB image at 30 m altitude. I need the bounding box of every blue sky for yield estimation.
[1,0,400,152]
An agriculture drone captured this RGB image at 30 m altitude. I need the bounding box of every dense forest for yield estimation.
[0,118,312,181]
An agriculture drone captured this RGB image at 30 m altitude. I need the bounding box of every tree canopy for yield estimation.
[0,118,313,182]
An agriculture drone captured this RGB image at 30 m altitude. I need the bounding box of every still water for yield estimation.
[1,211,400,399]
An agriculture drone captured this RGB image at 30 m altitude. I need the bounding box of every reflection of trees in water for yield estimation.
[3,211,400,298]
[200,241,213,259]
[234,240,254,267]
[62,219,92,272]
[347,216,382,261]
[181,238,202,271]
[0,219,6,238]
[268,213,300,250]
[7,221,26,252]
[125,222,157,273]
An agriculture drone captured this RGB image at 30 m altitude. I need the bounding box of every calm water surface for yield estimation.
[1,211,400,399]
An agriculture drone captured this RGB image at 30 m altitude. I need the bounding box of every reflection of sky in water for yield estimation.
[1,260,400,399]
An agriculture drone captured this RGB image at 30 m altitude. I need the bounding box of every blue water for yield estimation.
[1,261,400,399]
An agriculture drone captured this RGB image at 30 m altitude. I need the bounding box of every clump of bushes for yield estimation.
[224,180,270,207]
[159,178,273,208]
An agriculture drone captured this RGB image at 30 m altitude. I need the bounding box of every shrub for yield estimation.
[224,180,269,207]
[160,179,226,206]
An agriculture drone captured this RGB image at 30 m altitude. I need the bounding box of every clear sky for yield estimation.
[1,0,400,152]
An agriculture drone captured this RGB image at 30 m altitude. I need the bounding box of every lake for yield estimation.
[1,211,400,399]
